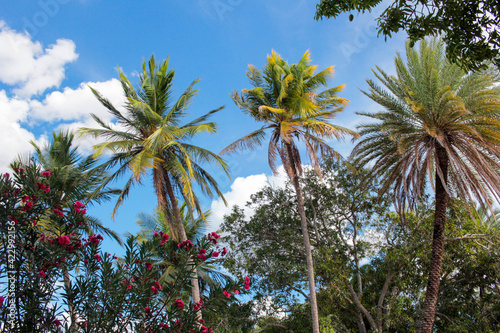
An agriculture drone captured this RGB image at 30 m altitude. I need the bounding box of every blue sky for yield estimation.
[0,0,407,254]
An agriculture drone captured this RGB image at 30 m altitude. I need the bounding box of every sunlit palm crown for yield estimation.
[352,39,500,209]
[222,50,357,175]
[79,56,228,216]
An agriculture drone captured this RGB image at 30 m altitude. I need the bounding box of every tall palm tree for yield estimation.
[351,39,500,333]
[221,50,357,333]
[79,55,229,312]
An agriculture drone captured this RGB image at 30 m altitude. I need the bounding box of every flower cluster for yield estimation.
[244,276,251,290]
[207,231,221,244]
[174,298,184,309]
[37,182,50,193]
[153,231,169,245]
[151,281,161,294]
[178,239,194,250]
[73,201,87,215]
[52,205,64,217]
[88,234,103,245]
[197,248,207,261]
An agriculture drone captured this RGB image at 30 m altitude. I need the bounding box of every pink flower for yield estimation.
[42,171,51,177]
[197,254,207,261]
[207,231,221,244]
[223,290,231,298]
[0,296,4,306]
[22,201,33,211]
[244,276,250,290]
[58,235,70,246]
[84,259,89,264]
[54,318,61,327]
[44,187,50,193]
[174,298,184,309]
[212,251,219,258]
[88,234,103,245]
[93,254,101,262]
[234,290,239,295]
[74,201,85,209]
[145,262,153,270]
[221,247,228,256]
[144,306,151,313]
[178,240,193,250]
[38,270,46,278]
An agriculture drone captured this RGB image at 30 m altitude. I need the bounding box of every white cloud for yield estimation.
[208,166,288,230]
[0,21,78,97]
[30,78,123,123]
[0,90,35,172]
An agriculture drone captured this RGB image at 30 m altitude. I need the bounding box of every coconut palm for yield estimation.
[79,55,229,312]
[351,39,500,333]
[221,50,357,333]
[137,205,232,294]
[30,130,121,241]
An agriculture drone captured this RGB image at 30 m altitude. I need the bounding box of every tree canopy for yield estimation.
[315,0,500,70]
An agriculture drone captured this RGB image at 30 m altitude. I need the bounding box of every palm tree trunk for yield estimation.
[285,143,320,333]
[163,173,202,321]
[420,145,449,333]
[153,167,177,239]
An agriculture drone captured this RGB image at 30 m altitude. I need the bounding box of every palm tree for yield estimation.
[137,205,232,295]
[29,130,122,329]
[221,50,357,333]
[351,39,500,333]
[30,131,121,241]
[79,55,229,313]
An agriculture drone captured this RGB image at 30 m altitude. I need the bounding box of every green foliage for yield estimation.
[0,161,250,332]
[222,157,500,331]
[315,0,500,70]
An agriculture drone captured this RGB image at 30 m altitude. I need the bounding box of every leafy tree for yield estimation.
[351,39,500,332]
[80,55,230,309]
[223,158,500,332]
[222,160,422,332]
[432,201,500,332]
[221,50,357,333]
[314,0,500,70]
